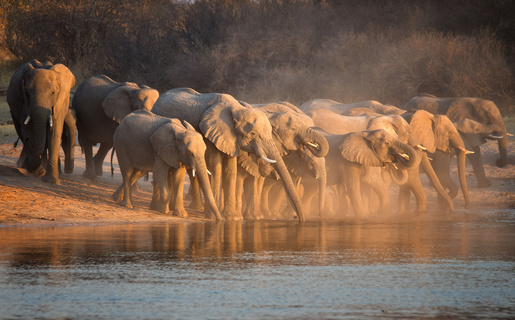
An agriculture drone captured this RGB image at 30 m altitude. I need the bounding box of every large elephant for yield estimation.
[72,75,159,180]
[112,110,222,220]
[406,110,471,209]
[7,60,76,184]
[403,94,509,187]
[151,88,306,221]
[323,129,416,217]
[300,99,406,116]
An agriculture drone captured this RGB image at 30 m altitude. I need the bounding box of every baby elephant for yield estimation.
[113,109,222,220]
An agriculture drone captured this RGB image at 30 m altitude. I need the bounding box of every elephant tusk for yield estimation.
[260,154,277,164]
[192,169,195,178]
[458,147,474,155]
[488,134,503,139]
[307,142,319,149]
[416,144,427,151]
[49,116,53,128]
[392,163,398,170]
[398,153,410,160]
[207,169,212,176]
[507,132,514,137]
[24,116,30,125]
[428,157,433,161]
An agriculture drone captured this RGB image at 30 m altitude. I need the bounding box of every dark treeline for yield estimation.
[2,0,515,111]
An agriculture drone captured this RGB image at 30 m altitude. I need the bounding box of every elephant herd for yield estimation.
[7,60,511,222]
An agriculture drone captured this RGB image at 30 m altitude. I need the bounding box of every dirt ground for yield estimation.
[1,119,515,226]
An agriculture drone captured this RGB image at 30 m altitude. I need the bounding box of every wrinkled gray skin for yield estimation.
[300,99,406,116]
[404,94,509,188]
[322,129,416,218]
[235,101,329,219]
[112,110,222,220]
[429,118,503,202]
[7,60,76,184]
[72,75,159,180]
[151,88,305,221]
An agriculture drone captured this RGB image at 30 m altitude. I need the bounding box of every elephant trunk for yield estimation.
[28,107,50,158]
[455,149,470,209]
[317,158,327,217]
[392,140,417,168]
[194,159,223,221]
[303,127,329,158]
[262,139,305,222]
[389,165,409,185]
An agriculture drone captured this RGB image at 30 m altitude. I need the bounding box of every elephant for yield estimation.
[72,75,159,180]
[404,110,472,209]
[235,101,329,219]
[322,129,416,217]
[151,88,306,221]
[7,59,76,184]
[300,99,406,116]
[112,109,223,220]
[403,94,509,187]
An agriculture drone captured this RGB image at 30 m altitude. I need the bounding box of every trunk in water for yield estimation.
[264,140,305,222]
[317,161,327,217]
[195,160,223,221]
[456,149,470,208]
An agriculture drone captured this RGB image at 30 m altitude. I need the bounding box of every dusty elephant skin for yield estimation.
[7,60,76,184]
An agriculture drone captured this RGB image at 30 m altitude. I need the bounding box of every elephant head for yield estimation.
[409,110,471,208]
[339,129,417,168]
[150,119,223,220]
[7,60,75,178]
[453,118,504,149]
[200,101,306,221]
[102,83,159,123]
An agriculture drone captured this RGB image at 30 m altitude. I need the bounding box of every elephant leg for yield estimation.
[252,176,266,220]
[222,155,243,220]
[369,180,390,215]
[236,167,246,215]
[268,183,286,218]
[149,160,171,214]
[259,179,273,217]
[120,169,143,209]
[345,166,365,218]
[93,142,113,177]
[432,151,459,200]
[171,167,188,218]
[82,139,97,180]
[242,175,255,219]
[408,169,427,214]
[468,146,491,188]
[398,184,411,214]
[207,144,223,211]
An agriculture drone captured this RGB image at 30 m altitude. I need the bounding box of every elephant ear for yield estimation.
[149,122,182,169]
[409,110,436,153]
[238,151,262,177]
[433,115,452,153]
[51,64,75,113]
[199,102,239,157]
[102,86,134,123]
[339,132,383,167]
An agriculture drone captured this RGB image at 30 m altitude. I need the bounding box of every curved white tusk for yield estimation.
[392,163,398,170]
[458,147,474,155]
[260,154,277,164]
[507,133,514,137]
[488,134,503,139]
[416,144,427,151]
[207,169,212,176]
[307,142,319,148]
[49,116,53,128]
[192,169,195,178]
[24,116,30,125]
[428,157,433,161]
[398,153,410,160]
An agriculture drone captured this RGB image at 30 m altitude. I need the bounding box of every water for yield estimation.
[1,210,514,319]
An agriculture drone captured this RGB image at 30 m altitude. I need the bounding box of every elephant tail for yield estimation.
[110,147,116,178]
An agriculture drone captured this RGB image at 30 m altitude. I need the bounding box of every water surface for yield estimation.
[1,210,514,319]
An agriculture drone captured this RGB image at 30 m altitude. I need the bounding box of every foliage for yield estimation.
[1,0,514,111]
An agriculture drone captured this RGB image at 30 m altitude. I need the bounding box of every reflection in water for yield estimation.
[1,211,514,319]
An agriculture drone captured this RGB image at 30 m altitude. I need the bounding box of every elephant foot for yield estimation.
[112,189,123,204]
[42,173,60,185]
[223,208,243,221]
[64,165,74,174]
[31,165,46,177]
[448,187,459,199]
[174,208,188,218]
[477,179,492,188]
[188,201,205,212]
[83,169,97,181]
[120,200,133,209]
[95,165,104,177]
[496,158,508,168]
